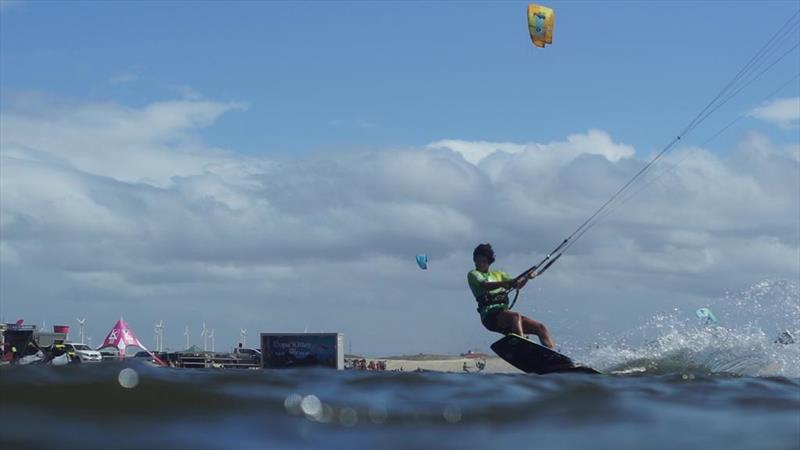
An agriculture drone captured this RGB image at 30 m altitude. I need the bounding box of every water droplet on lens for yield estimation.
[339,407,358,427]
[443,405,462,423]
[301,395,322,418]
[368,405,388,424]
[284,394,303,415]
[318,404,334,423]
[118,368,139,389]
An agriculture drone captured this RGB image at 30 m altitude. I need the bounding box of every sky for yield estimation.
[1,1,798,355]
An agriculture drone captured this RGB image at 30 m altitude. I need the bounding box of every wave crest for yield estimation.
[586,280,800,377]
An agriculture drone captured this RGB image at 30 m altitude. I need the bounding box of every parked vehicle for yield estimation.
[65,343,102,363]
[18,349,45,365]
[133,350,156,362]
[98,347,120,360]
[233,347,262,365]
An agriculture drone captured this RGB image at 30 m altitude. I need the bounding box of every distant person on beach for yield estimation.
[468,243,555,349]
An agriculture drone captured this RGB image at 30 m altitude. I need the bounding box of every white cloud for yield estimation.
[109,73,139,85]
[108,65,146,85]
[429,129,635,166]
[427,139,526,165]
[749,97,800,128]
[0,97,797,354]
[1,96,247,186]
[167,84,203,100]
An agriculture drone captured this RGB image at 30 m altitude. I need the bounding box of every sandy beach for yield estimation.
[350,355,520,374]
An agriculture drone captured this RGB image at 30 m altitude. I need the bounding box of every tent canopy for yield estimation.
[100,318,149,358]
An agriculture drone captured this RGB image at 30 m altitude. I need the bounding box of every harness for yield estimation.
[478,285,522,306]
[475,289,522,320]
[471,269,525,319]
[476,291,508,308]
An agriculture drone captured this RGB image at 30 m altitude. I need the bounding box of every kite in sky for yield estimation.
[528,4,555,48]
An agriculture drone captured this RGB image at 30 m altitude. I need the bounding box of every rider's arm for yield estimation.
[481,280,513,290]
[469,270,513,292]
[510,269,538,289]
[484,271,516,290]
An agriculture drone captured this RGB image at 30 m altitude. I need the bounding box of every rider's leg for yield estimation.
[521,316,555,349]
[493,310,524,336]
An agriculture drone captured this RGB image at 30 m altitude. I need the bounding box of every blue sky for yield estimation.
[1,1,798,355]
[2,1,798,154]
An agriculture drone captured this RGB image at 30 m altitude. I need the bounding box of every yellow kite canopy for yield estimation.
[527,4,555,48]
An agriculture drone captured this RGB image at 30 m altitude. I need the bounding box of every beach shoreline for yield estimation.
[346,354,520,373]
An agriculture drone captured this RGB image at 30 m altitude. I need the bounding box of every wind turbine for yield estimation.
[209,329,215,352]
[201,322,208,351]
[240,328,247,348]
[184,326,190,350]
[154,320,164,352]
[76,318,86,344]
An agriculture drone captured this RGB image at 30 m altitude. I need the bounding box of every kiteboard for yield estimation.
[490,334,601,375]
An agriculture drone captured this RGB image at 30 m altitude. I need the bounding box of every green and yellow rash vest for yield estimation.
[467,269,512,321]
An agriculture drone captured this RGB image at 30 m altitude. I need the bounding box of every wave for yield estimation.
[584,280,800,377]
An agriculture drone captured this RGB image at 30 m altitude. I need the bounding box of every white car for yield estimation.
[66,343,102,363]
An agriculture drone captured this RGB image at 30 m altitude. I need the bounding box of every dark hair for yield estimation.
[472,243,495,264]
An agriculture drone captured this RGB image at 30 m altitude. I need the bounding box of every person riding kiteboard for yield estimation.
[468,243,555,349]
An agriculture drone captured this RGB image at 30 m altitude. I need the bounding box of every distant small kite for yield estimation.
[416,254,428,270]
[528,4,555,48]
[695,307,717,325]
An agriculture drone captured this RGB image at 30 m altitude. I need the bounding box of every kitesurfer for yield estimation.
[468,243,555,349]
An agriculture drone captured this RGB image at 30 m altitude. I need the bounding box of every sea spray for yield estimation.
[584,280,800,377]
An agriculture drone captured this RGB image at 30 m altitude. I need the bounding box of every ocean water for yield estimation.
[2,280,798,450]
[1,362,798,450]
